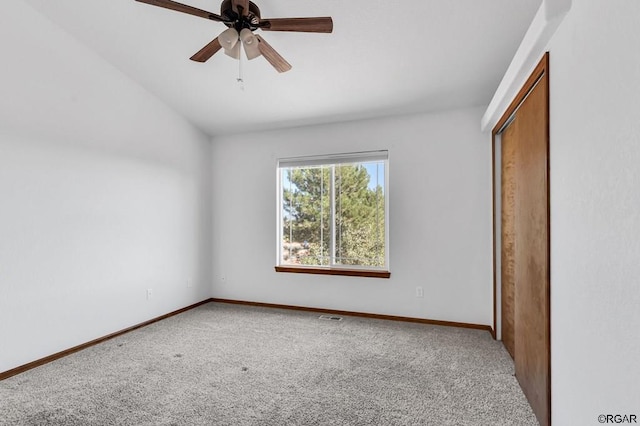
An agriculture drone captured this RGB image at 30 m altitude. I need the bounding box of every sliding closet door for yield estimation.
[501,120,517,360]
[495,53,550,426]
[513,70,550,426]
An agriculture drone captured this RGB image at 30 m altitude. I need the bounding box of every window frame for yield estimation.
[275,150,390,278]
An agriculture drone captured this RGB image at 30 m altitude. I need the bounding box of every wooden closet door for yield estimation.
[495,53,550,426]
[513,72,550,426]
[501,120,517,360]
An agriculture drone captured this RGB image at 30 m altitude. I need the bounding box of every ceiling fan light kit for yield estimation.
[225,40,241,59]
[135,0,333,73]
[240,28,261,60]
[219,27,239,50]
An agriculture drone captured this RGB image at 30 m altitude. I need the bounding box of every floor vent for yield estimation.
[319,314,343,321]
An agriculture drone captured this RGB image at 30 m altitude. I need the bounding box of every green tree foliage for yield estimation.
[282,163,385,267]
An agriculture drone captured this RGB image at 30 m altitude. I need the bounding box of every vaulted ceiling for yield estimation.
[24,0,541,136]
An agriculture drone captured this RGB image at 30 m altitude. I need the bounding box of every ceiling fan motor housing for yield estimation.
[220,0,261,30]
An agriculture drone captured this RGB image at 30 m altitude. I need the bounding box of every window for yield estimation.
[277,151,389,277]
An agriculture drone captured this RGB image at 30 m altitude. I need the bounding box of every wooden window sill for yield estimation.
[275,266,390,279]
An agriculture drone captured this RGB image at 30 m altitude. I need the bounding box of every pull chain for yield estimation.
[237,40,245,91]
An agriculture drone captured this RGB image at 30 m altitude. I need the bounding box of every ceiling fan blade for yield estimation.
[135,0,226,22]
[190,38,223,62]
[232,0,249,16]
[260,17,333,33]
[255,35,291,73]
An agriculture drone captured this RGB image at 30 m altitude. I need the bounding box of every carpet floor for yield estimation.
[0,302,538,425]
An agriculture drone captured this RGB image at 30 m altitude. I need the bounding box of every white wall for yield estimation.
[0,3,212,373]
[211,107,493,326]
[546,2,640,423]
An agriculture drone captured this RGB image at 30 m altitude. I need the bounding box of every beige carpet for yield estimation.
[0,302,538,425]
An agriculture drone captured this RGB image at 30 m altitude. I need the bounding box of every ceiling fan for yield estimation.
[135,0,333,73]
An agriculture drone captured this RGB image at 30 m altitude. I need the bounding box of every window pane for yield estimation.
[334,161,385,267]
[281,166,330,266]
[278,151,388,270]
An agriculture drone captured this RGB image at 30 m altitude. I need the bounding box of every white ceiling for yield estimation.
[24,0,541,137]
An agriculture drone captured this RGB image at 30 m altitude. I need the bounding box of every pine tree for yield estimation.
[282,164,384,267]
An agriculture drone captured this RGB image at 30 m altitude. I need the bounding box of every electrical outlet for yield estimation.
[415,286,423,298]
[221,275,226,282]
[187,279,192,288]
[147,288,153,300]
